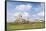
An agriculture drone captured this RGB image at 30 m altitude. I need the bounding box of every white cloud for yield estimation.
[14,12,21,16]
[22,12,29,16]
[22,12,30,18]
[7,16,15,22]
[37,11,44,16]
[15,5,32,11]
[32,11,44,20]
[14,12,30,19]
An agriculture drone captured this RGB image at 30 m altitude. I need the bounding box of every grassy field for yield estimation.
[7,22,45,31]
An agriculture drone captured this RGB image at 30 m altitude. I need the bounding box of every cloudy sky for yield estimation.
[7,1,44,22]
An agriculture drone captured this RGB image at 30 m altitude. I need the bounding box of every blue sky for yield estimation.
[7,1,44,22]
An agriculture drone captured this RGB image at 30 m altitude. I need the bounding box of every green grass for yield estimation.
[7,22,45,31]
